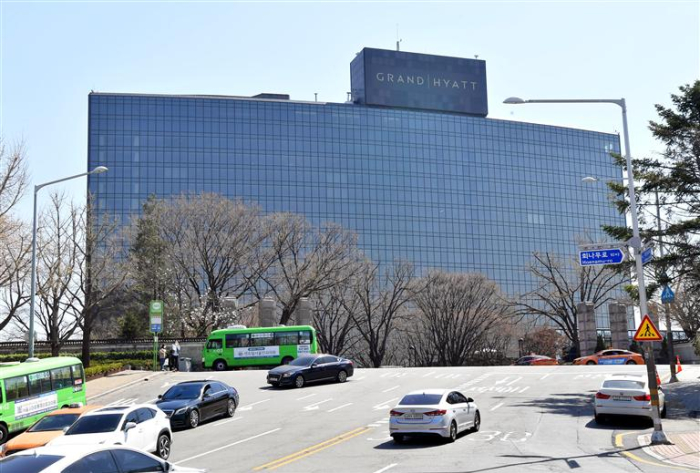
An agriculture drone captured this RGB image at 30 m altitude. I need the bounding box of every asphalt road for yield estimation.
[87,365,699,473]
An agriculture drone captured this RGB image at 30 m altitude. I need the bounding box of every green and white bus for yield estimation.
[202,325,319,371]
[0,357,86,444]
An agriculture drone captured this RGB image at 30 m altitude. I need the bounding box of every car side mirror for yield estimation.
[62,426,70,433]
[124,421,137,432]
[311,363,318,368]
[466,397,474,403]
[164,462,173,472]
[157,394,163,400]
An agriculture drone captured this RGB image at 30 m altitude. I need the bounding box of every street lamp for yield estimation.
[28,166,109,359]
[504,96,669,444]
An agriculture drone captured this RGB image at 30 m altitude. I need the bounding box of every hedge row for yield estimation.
[0,351,154,363]
[85,359,156,379]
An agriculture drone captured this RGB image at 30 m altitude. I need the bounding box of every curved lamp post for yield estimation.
[28,166,109,359]
[504,97,669,445]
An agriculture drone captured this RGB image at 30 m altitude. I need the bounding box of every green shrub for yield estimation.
[85,362,124,379]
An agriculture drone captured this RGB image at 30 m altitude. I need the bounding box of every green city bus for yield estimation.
[0,357,86,444]
[202,325,318,371]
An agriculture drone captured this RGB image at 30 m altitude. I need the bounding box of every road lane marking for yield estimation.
[494,376,521,385]
[614,432,696,472]
[422,371,436,377]
[328,403,353,412]
[373,398,398,410]
[176,428,281,464]
[296,393,317,401]
[490,402,504,411]
[518,386,530,393]
[539,373,551,380]
[212,417,242,426]
[254,427,371,470]
[382,385,400,393]
[354,376,366,381]
[239,399,270,411]
[373,464,398,473]
[160,382,170,388]
[303,399,333,411]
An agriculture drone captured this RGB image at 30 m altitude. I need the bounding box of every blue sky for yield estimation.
[1,0,698,217]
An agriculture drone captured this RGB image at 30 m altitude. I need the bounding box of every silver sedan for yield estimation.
[389,389,480,443]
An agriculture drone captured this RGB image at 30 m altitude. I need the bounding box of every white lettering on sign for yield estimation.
[297,344,311,355]
[375,72,474,90]
[250,333,273,339]
[15,392,58,420]
[233,346,279,359]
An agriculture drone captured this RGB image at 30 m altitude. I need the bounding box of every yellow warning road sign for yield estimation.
[633,314,663,342]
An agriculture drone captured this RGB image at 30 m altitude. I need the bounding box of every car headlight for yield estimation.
[175,407,188,415]
[282,372,293,378]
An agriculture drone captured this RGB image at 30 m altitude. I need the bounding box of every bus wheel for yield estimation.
[213,360,227,371]
[0,424,7,445]
[281,356,293,365]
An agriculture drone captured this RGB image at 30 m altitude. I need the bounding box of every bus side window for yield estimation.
[299,331,311,344]
[225,334,249,348]
[51,366,72,390]
[28,370,52,395]
[274,332,299,346]
[71,365,84,386]
[5,376,29,401]
[207,339,223,350]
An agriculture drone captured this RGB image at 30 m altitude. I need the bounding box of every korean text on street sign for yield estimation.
[578,248,625,266]
[661,286,675,304]
[149,300,163,334]
[633,314,663,342]
[641,247,653,265]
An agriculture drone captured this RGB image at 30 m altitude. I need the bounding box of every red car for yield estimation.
[573,349,645,365]
[514,355,559,366]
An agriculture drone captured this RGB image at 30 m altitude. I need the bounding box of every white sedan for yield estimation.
[389,389,480,443]
[0,445,203,473]
[594,373,666,423]
[49,404,173,459]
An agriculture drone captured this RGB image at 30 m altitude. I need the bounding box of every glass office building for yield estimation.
[87,49,625,327]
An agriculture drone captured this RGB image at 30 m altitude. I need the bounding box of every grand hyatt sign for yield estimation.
[350,48,488,116]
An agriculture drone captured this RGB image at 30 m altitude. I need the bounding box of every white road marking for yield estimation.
[107,398,138,406]
[506,376,522,385]
[160,382,170,388]
[354,376,366,381]
[518,386,530,393]
[175,428,281,464]
[494,376,520,385]
[303,399,333,411]
[422,371,436,378]
[296,393,317,401]
[434,373,446,379]
[490,402,504,411]
[367,423,381,427]
[373,398,398,410]
[373,464,399,473]
[382,385,400,393]
[539,373,551,380]
[212,417,242,426]
[205,376,213,380]
[328,403,353,412]
[238,399,270,411]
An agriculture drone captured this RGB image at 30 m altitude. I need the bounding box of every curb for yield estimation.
[87,370,167,401]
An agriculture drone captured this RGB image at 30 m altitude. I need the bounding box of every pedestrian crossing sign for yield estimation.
[633,314,663,342]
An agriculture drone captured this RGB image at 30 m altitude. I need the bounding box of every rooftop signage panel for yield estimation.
[350,48,488,116]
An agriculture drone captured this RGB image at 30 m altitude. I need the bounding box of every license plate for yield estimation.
[403,414,423,419]
[612,396,631,401]
[269,376,278,380]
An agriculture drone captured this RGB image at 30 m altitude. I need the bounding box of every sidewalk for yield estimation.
[86,369,166,401]
[638,431,700,470]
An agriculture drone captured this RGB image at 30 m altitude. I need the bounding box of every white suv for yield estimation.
[48,405,173,460]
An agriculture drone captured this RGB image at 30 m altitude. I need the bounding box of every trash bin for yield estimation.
[178,357,192,372]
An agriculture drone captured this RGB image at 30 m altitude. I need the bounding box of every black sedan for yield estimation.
[267,354,354,388]
[155,380,239,429]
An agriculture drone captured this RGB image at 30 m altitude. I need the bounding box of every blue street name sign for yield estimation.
[579,248,625,266]
[641,247,653,265]
[661,286,675,304]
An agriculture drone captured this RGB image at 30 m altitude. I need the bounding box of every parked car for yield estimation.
[156,380,239,429]
[0,445,203,473]
[389,389,480,443]
[267,354,354,388]
[514,355,559,366]
[0,405,101,457]
[48,404,173,460]
[574,349,645,365]
[594,373,666,423]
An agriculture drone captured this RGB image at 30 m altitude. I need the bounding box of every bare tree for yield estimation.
[0,139,29,237]
[346,260,414,368]
[311,285,362,356]
[668,282,700,338]
[257,214,359,325]
[411,271,511,366]
[0,218,31,334]
[516,252,626,358]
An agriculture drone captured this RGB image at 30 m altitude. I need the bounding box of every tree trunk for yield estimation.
[82,318,92,368]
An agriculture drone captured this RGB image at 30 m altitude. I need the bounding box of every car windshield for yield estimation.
[28,413,80,432]
[162,384,202,400]
[0,455,64,473]
[400,394,443,405]
[290,357,316,367]
[603,380,645,389]
[66,414,122,434]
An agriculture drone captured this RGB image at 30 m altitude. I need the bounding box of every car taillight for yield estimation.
[423,410,447,416]
[390,410,403,417]
[633,394,651,401]
[595,392,611,399]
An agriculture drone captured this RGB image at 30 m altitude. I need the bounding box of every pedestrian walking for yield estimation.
[158,344,167,371]
[171,340,181,371]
